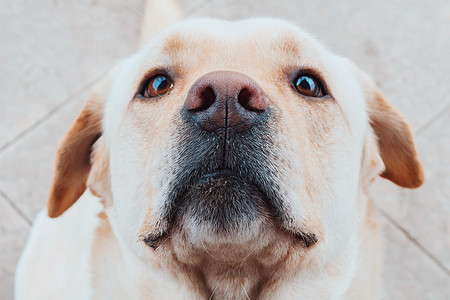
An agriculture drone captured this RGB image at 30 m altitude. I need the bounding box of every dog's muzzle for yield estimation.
[144,71,317,249]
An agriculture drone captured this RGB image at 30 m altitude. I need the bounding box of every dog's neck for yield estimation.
[90,213,295,299]
[154,238,298,299]
[89,193,380,299]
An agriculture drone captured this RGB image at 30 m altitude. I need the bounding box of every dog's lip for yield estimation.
[197,169,244,181]
[203,169,239,177]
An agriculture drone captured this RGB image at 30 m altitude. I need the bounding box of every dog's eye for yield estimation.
[142,74,173,98]
[293,75,324,97]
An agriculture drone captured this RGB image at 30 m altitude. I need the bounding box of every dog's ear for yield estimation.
[47,87,106,218]
[365,83,424,188]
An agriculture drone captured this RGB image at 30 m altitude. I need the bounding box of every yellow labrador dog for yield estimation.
[15,14,423,300]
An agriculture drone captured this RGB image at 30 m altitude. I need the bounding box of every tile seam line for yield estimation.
[415,101,450,136]
[119,0,213,18]
[185,0,214,17]
[0,188,32,226]
[0,73,107,155]
[379,208,450,277]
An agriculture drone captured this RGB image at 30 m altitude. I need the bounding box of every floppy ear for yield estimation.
[367,90,424,188]
[47,90,105,218]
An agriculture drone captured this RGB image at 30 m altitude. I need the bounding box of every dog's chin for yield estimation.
[176,170,272,244]
[143,171,318,252]
[153,170,283,263]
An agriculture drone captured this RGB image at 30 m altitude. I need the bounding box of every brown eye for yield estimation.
[143,74,172,98]
[293,75,324,97]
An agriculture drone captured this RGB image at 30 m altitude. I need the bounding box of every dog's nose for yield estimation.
[184,71,267,132]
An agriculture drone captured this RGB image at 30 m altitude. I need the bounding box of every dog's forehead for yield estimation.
[161,18,305,53]
[141,18,333,72]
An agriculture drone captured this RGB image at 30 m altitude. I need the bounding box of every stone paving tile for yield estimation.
[0,0,145,149]
[372,108,450,271]
[0,194,30,300]
[192,0,450,132]
[0,92,87,220]
[381,218,450,299]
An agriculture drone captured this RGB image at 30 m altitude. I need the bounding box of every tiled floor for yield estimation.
[1,0,449,299]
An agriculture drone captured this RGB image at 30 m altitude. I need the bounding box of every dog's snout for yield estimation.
[184,71,267,132]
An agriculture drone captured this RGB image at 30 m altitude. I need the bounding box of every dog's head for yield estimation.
[47,18,423,290]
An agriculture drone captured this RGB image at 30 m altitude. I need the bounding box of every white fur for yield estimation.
[15,18,389,299]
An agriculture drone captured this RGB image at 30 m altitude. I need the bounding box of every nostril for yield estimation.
[238,88,265,112]
[237,88,253,110]
[188,87,216,112]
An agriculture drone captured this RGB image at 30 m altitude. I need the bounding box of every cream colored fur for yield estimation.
[15,3,422,299]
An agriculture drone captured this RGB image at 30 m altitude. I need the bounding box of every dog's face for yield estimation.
[47,18,423,294]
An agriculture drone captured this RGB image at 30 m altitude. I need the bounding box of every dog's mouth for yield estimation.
[144,166,317,250]
[143,108,318,250]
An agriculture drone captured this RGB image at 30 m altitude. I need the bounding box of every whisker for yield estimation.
[200,239,224,262]
[241,282,251,300]
[208,283,220,300]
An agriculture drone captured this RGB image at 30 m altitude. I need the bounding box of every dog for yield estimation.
[15,14,423,300]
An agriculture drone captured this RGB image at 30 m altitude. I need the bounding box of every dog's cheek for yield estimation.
[269,100,334,230]
[274,95,364,260]
[108,144,158,254]
[107,114,179,254]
